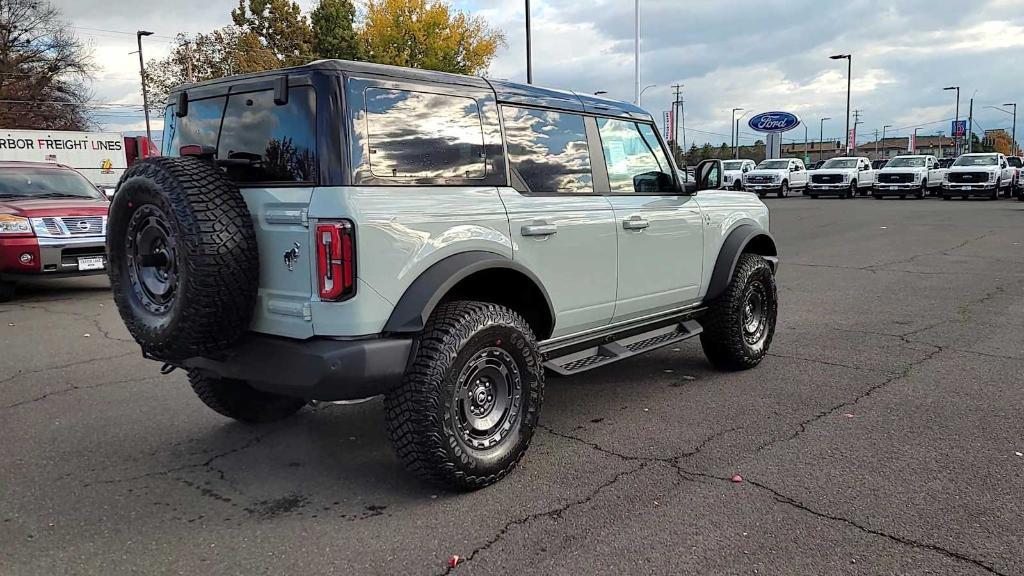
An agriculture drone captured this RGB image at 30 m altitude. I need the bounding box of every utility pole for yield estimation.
[851,109,862,154]
[874,129,879,159]
[671,83,683,160]
[525,0,532,84]
[881,124,892,159]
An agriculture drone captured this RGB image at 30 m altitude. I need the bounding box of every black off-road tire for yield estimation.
[0,281,15,302]
[700,254,778,371]
[188,370,306,423]
[385,301,544,490]
[106,157,259,363]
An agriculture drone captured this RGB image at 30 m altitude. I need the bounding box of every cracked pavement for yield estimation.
[2,197,1023,575]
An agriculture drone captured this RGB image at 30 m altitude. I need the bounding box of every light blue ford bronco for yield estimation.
[106,60,779,490]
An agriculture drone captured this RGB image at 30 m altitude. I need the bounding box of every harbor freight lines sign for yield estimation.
[748,111,801,133]
[0,136,123,151]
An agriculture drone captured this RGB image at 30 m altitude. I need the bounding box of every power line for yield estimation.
[72,26,176,41]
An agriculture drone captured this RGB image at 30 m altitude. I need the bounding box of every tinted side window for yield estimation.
[364,88,485,179]
[502,106,593,193]
[162,96,225,156]
[217,86,317,183]
[597,117,673,193]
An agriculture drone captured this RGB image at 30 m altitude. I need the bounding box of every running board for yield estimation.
[543,320,703,376]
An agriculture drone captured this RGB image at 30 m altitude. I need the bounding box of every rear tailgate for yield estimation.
[241,187,315,339]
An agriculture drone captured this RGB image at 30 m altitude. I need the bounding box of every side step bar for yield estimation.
[543,320,703,376]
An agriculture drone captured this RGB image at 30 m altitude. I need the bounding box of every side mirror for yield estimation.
[694,159,722,192]
[632,171,674,194]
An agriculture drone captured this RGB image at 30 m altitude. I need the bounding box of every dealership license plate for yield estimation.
[78,256,105,271]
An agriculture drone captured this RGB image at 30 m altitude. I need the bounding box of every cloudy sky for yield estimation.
[54,0,1024,147]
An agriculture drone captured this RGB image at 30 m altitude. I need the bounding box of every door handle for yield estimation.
[622,217,650,231]
[521,223,558,237]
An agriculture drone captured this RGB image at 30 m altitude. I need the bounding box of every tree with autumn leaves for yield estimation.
[145,0,505,108]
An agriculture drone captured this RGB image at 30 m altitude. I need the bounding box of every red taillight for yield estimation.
[316,221,355,301]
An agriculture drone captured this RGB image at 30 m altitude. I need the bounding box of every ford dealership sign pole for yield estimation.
[749,111,801,160]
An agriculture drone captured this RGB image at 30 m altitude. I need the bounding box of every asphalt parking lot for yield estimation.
[2,195,1023,575]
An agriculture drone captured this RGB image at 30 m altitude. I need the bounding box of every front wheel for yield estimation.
[700,254,778,371]
[385,301,544,490]
[778,181,789,198]
[991,182,1000,200]
[917,180,927,199]
[846,182,858,199]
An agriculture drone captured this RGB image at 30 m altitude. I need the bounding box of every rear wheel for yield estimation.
[188,371,306,423]
[0,281,15,303]
[385,301,544,490]
[700,254,778,371]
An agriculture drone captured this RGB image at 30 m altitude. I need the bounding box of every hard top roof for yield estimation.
[169,59,651,121]
[0,160,73,170]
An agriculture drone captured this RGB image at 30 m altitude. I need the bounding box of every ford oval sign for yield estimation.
[748,111,801,133]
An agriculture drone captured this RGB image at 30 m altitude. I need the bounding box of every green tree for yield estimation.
[231,0,314,67]
[311,0,360,60]
[145,28,279,109]
[360,0,505,74]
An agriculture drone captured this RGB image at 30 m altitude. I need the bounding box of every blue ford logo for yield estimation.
[748,111,801,133]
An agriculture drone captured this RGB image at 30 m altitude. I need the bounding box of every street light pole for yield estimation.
[944,86,960,153]
[731,107,743,158]
[634,0,640,105]
[136,30,154,143]
[525,0,532,84]
[881,124,891,159]
[819,117,830,162]
[1005,102,1017,156]
[831,54,852,153]
[638,84,656,108]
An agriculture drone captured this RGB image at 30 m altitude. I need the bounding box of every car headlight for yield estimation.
[989,172,997,182]
[0,214,32,235]
[842,174,850,183]
[943,173,949,182]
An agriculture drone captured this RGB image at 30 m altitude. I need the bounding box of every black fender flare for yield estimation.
[706,225,779,302]
[383,251,555,334]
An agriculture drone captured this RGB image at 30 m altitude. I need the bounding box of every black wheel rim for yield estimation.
[742,281,769,346]
[125,204,178,314]
[453,347,522,450]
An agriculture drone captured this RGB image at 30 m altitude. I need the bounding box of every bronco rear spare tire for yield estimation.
[106,157,258,363]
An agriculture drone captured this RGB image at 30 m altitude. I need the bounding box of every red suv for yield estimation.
[0,162,109,301]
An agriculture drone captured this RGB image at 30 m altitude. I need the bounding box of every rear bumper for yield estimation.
[182,333,414,401]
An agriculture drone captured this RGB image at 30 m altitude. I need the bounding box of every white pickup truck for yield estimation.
[807,156,874,198]
[873,155,945,199]
[722,159,756,190]
[941,153,1015,200]
[742,158,808,197]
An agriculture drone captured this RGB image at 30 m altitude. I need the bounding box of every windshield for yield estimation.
[887,157,926,168]
[0,167,102,199]
[722,161,744,170]
[953,155,998,166]
[757,160,789,169]
[822,158,858,169]
[1007,157,1022,167]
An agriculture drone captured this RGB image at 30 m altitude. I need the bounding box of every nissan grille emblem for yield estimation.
[76,220,91,231]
